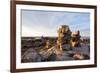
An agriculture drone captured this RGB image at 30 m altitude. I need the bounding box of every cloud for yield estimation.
[22,25,57,37]
[21,10,90,37]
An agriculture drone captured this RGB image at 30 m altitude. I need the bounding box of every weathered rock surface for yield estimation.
[21,48,42,62]
[21,43,90,62]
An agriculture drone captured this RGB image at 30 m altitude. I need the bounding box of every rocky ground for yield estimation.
[21,43,90,63]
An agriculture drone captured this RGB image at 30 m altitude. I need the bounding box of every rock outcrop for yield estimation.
[57,25,72,51]
[71,30,81,47]
[57,25,81,50]
[21,24,90,62]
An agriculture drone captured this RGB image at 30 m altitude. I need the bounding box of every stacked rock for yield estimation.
[57,25,72,50]
[71,30,81,47]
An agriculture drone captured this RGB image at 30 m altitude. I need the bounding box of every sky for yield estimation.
[21,9,90,37]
